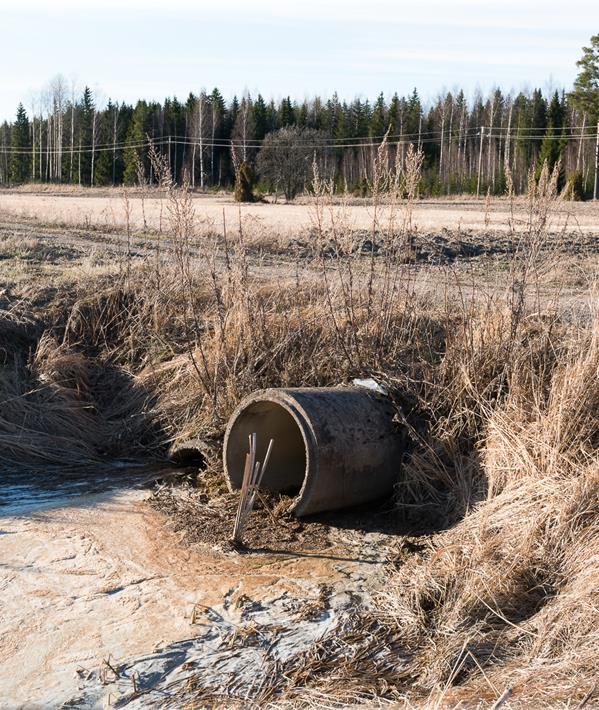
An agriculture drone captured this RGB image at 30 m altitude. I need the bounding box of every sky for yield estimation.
[1,0,597,121]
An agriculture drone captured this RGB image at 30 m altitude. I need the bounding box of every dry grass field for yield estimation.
[2,182,599,235]
[1,170,598,707]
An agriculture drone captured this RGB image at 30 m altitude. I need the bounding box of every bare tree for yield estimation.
[257,127,330,201]
[28,92,36,182]
[48,75,67,181]
[209,92,222,184]
[111,101,120,186]
[69,77,78,183]
[190,91,209,189]
[232,94,255,164]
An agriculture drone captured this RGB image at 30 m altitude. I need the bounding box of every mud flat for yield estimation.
[0,478,391,708]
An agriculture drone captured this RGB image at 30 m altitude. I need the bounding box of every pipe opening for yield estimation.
[225,400,307,495]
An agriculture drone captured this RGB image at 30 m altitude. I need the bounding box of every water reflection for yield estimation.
[0,461,157,515]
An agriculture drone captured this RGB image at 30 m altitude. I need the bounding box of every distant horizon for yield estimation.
[2,0,594,122]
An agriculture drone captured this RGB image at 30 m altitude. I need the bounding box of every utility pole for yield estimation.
[476,126,485,198]
[594,120,599,201]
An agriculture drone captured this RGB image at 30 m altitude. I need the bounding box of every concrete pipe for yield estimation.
[223,387,403,516]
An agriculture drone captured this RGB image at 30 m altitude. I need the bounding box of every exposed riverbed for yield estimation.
[0,471,390,708]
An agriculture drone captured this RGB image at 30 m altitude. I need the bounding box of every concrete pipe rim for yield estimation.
[223,389,319,516]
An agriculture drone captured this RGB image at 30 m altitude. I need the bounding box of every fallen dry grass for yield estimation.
[0,156,597,707]
[378,325,599,708]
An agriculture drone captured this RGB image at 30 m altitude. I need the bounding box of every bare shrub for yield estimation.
[257,126,331,201]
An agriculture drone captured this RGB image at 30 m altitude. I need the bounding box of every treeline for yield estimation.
[1,76,598,197]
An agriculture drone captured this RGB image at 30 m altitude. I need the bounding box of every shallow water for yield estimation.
[0,461,383,708]
[0,461,154,515]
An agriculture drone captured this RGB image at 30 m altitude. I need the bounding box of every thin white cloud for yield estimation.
[8,0,597,28]
[373,48,573,69]
[0,0,593,120]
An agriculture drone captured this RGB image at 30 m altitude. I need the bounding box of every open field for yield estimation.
[2,186,599,235]
[1,184,598,708]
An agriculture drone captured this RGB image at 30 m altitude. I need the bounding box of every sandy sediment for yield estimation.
[0,486,382,708]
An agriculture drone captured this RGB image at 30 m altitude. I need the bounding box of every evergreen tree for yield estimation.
[530,89,547,165]
[210,87,226,120]
[310,97,324,131]
[406,88,422,136]
[348,98,369,138]
[278,97,295,127]
[266,99,278,133]
[0,121,11,183]
[10,103,31,184]
[324,93,342,136]
[530,88,547,130]
[569,34,599,122]
[93,134,111,186]
[113,104,133,184]
[369,92,386,137]
[79,87,94,185]
[253,94,268,141]
[511,92,530,176]
[297,100,309,128]
[123,101,148,185]
[209,87,226,184]
[226,95,239,137]
[387,93,400,133]
[537,91,567,180]
[173,97,186,181]
[93,101,113,186]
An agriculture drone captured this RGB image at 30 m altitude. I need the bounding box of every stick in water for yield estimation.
[232,434,274,546]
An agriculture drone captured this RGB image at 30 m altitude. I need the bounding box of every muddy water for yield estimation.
[0,465,148,515]
[0,470,388,708]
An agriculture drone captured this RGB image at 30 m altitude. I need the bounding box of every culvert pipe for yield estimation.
[223,387,403,516]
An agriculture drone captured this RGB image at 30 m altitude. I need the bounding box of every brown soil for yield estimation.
[149,467,429,562]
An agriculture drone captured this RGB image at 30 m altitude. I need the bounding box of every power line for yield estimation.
[3,129,599,156]
[2,123,596,154]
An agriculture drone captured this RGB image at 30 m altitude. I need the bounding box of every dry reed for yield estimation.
[232,433,274,545]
